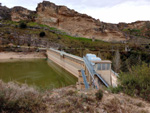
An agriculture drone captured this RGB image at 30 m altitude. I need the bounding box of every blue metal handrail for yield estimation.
[111,70,119,77]
[83,57,97,88]
[81,69,89,89]
[83,56,109,88]
[95,73,109,87]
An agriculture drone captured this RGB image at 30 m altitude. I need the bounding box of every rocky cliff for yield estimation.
[35,1,128,42]
[118,21,150,38]
[11,6,36,22]
[0,6,11,20]
[0,5,35,22]
[0,1,150,42]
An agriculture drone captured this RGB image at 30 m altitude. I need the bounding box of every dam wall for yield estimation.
[47,48,118,89]
[47,48,84,78]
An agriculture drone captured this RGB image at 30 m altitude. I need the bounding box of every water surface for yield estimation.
[0,59,77,89]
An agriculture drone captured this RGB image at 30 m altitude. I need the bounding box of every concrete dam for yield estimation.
[47,48,118,89]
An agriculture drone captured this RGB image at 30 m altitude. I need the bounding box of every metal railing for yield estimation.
[111,70,119,77]
[83,57,97,88]
[49,48,83,61]
[95,73,109,87]
[81,69,89,89]
[83,56,109,88]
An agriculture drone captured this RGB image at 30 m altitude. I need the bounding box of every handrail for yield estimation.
[49,48,83,61]
[84,56,109,88]
[83,57,97,88]
[81,69,89,89]
[95,73,109,87]
[111,70,119,77]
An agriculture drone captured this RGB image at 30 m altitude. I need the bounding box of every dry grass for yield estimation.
[0,80,47,113]
[0,80,150,113]
[45,86,150,113]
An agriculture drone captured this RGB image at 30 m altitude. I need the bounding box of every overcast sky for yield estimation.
[1,0,150,23]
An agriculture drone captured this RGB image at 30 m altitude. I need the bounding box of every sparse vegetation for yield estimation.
[19,22,27,29]
[0,80,46,113]
[0,79,150,113]
[95,89,103,100]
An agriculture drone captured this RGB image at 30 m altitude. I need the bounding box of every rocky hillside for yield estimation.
[118,21,150,39]
[0,79,150,113]
[0,2,128,42]
[35,1,128,42]
[0,1,150,42]
[47,86,150,113]
[0,5,11,20]
[11,6,36,22]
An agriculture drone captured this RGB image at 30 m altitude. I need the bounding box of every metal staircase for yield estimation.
[83,56,109,88]
[83,57,97,88]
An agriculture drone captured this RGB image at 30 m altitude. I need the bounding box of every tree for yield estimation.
[39,32,46,37]
[113,49,121,73]
[19,22,27,29]
[27,37,31,50]
[118,63,150,101]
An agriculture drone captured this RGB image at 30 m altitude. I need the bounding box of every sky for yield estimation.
[0,0,150,23]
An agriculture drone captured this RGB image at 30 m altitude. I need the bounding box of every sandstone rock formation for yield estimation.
[36,1,128,42]
[1,1,150,42]
[118,21,150,38]
[0,4,35,22]
[11,7,36,22]
[0,5,11,20]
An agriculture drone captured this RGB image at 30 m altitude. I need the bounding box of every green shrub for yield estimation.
[39,31,46,37]
[115,63,150,101]
[95,89,103,100]
[19,22,27,29]
[109,86,123,94]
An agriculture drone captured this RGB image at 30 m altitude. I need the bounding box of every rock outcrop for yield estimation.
[118,21,150,38]
[0,6,11,20]
[11,7,36,22]
[0,5,36,22]
[1,1,150,42]
[36,1,128,42]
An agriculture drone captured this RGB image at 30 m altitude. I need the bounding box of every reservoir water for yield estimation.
[0,59,77,89]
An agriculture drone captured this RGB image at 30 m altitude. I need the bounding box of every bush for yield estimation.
[114,63,150,102]
[95,89,103,100]
[0,80,47,113]
[39,32,46,37]
[145,45,149,49]
[109,86,123,94]
[19,22,27,29]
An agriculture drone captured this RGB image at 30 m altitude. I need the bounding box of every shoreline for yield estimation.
[0,52,46,61]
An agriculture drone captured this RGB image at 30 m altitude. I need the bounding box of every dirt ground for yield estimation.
[0,52,46,61]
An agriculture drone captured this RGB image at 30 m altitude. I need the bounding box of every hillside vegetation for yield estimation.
[0,80,150,113]
[111,63,150,102]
